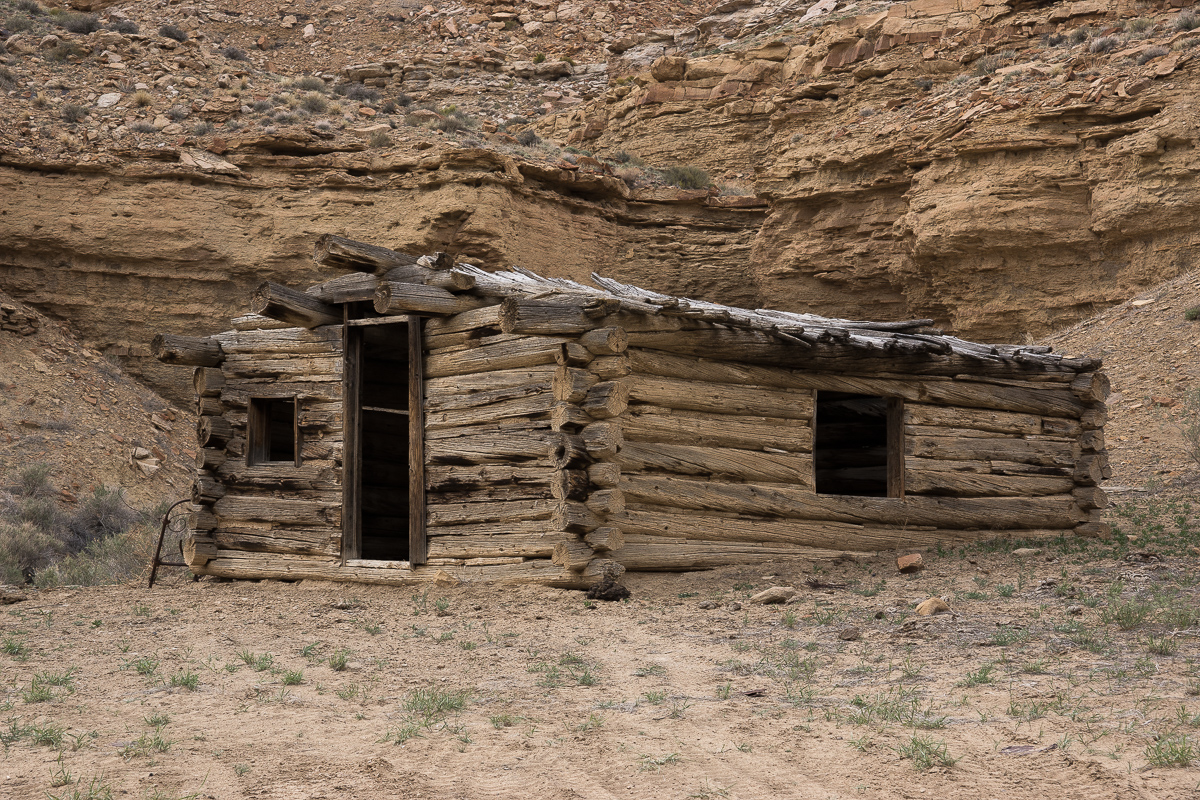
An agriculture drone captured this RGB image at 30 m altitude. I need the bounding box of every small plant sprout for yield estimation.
[328,649,350,671]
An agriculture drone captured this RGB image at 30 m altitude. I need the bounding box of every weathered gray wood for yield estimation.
[183,535,218,566]
[426,532,559,559]
[554,367,599,403]
[189,506,218,532]
[193,475,226,504]
[375,281,486,316]
[193,367,226,397]
[551,469,589,501]
[623,406,813,452]
[306,272,380,303]
[423,305,504,338]
[427,499,555,526]
[554,501,602,533]
[586,488,625,516]
[427,424,557,465]
[585,526,624,552]
[1074,453,1111,486]
[313,233,421,272]
[549,432,588,469]
[581,381,630,419]
[212,525,338,556]
[231,314,292,331]
[887,397,905,499]
[903,403,1047,437]
[626,376,814,420]
[580,326,629,355]
[906,435,1077,467]
[152,334,224,366]
[1072,486,1108,510]
[551,402,591,430]
[198,415,234,447]
[425,365,558,396]
[425,338,568,378]
[425,392,553,431]
[216,459,338,489]
[582,421,623,459]
[214,496,340,526]
[560,342,594,366]
[589,355,631,380]
[617,442,812,485]
[552,537,594,571]
[905,467,1075,497]
[614,536,850,570]
[500,297,605,334]
[588,462,621,488]
[618,474,1084,529]
[251,282,342,328]
[612,507,1072,551]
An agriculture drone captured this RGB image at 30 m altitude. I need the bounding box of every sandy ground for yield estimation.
[2,541,1198,800]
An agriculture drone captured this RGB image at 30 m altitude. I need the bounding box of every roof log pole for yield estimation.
[251,282,342,329]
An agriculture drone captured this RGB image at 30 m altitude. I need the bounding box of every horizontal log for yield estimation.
[231,314,291,331]
[426,499,555,527]
[425,391,553,431]
[251,282,341,328]
[306,272,379,303]
[627,346,1087,417]
[552,537,594,571]
[551,469,589,501]
[553,502,602,533]
[152,334,224,366]
[580,326,629,355]
[500,297,605,335]
[198,549,594,587]
[589,355,631,380]
[612,508,1074,552]
[313,233,420,272]
[905,468,1075,497]
[374,281,485,316]
[193,476,225,504]
[427,425,557,465]
[617,442,812,485]
[425,337,568,378]
[619,474,1083,529]
[588,462,621,488]
[196,448,227,471]
[906,435,1077,467]
[426,532,561,560]
[614,537,849,571]
[189,507,218,532]
[183,535,218,567]
[1070,372,1110,403]
[214,496,340,526]
[903,403,1044,436]
[422,520,553,538]
[193,367,226,397]
[551,402,591,430]
[581,381,630,419]
[196,396,223,417]
[1072,485,1108,510]
[197,415,234,447]
[582,421,623,459]
[624,406,812,452]
[212,525,338,556]
[1075,521,1111,539]
[213,327,344,357]
[626,375,813,420]
[549,433,588,469]
[554,367,599,403]
[217,459,339,490]
[426,464,550,492]
[585,526,623,552]
[423,305,504,338]
[221,356,342,381]
[425,365,558,396]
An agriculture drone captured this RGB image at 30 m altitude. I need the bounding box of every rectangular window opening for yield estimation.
[248,397,299,466]
[814,392,902,497]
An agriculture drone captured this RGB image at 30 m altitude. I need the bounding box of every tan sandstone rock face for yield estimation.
[0,147,765,401]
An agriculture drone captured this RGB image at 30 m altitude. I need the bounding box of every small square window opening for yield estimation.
[249,397,299,466]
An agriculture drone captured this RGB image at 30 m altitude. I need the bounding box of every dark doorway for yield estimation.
[344,317,425,563]
[813,392,903,497]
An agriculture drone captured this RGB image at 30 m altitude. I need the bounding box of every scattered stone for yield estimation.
[838,627,861,641]
[1066,605,1083,615]
[897,553,924,573]
[915,597,951,616]
[725,601,742,612]
[96,93,122,109]
[749,585,797,604]
[303,24,316,39]
[698,600,719,610]
[1011,547,1042,558]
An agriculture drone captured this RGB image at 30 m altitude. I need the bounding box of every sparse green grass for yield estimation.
[959,663,995,687]
[169,669,199,690]
[1145,732,1196,767]
[639,752,681,771]
[282,669,304,686]
[328,649,350,671]
[403,687,469,723]
[896,735,957,770]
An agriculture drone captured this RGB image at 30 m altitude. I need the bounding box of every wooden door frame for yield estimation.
[342,315,426,565]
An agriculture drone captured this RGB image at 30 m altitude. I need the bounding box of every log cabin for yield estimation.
[153,235,1110,588]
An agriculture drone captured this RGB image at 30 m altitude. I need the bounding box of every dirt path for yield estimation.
[3,540,1197,800]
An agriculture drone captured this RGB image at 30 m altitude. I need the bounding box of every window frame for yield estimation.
[811,391,904,499]
[247,395,301,468]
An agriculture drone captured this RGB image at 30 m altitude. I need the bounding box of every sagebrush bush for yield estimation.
[301,92,327,112]
[662,164,710,190]
[335,82,380,102]
[59,12,99,34]
[221,45,248,61]
[369,129,391,148]
[66,486,138,550]
[0,520,65,584]
[516,128,541,146]
[1136,46,1169,64]
[5,13,33,32]
[108,18,138,34]
[159,24,187,42]
[0,65,14,88]
[12,463,53,498]
[1089,36,1119,54]
[60,102,88,122]
[1173,10,1200,31]
[292,76,326,92]
[16,0,44,15]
